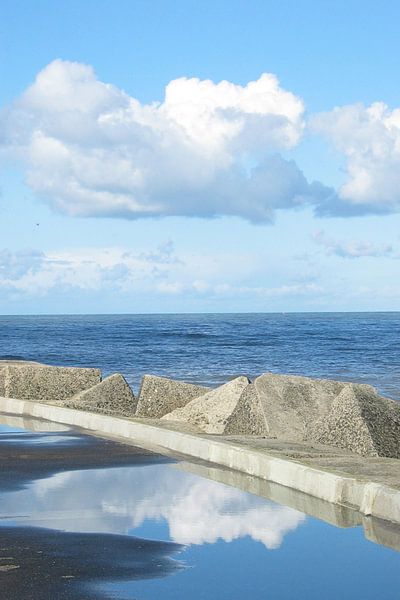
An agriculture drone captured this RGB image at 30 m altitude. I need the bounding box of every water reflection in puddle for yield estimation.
[1,464,306,548]
[0,416,399,600]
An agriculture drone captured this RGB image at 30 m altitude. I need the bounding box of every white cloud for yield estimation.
[0,249,46,280]
[0,243,228,295]
[2,237,398,311]
[312,102,400,215]
[4,61,400,221]
[0,243,322,301]
[313,230,393,258]
[1,59,333,222]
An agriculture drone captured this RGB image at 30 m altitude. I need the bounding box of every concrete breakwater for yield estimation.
[0,360,399,526]
[1,360,399,459]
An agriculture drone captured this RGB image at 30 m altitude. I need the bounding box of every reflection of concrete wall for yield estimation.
[0,413,71,432]
[175,461,400,553]
[363,516,400,553]
[175,461,361,529]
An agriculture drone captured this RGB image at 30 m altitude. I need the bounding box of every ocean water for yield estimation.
[0,312,399,399]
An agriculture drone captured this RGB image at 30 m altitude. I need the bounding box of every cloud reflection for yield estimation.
[0,464,305,549]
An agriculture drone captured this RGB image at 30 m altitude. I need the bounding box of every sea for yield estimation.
[0,312,399,398]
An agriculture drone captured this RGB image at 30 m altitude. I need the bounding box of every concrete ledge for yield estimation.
[1,395,399,526]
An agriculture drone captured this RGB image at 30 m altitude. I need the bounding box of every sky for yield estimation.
[1,0,400,314]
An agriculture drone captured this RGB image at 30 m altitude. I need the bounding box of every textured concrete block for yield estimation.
[226,373,345,438]
[310,384,400,458]
[0,361,40,397]
[226,372,400,459]
[162,376,251,434]
[254,373,346,441]
[224,383,267,435]
[66,373,137,416]
[0,360,101,403]
[136,375,210,418]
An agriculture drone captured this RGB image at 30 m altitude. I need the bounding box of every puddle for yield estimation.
[0,416,399,600]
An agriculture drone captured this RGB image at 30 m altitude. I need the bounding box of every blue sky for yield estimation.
[1,0,400,313]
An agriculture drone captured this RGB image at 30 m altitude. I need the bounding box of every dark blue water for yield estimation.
[0,313,399,399]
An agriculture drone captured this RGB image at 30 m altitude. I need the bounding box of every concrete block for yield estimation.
[0,361,40,397]
[255,373,346,440]
[66,373,137,416]
[162,376,251,434]
[0,360,101,403]
[224,383,267,435]
[310,384,400,458]
[226,372,400,459]
[136,374,210,418]
[226,372,345,438]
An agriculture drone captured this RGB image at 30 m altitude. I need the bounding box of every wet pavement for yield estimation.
[0,416,181,599]
[0,420,171,494]
[0,526,182,600]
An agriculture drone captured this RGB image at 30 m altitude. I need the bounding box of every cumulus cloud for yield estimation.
[312,230,393,258]
[4,60,400,220]
[312,102,400,215]
[0,59,334,222]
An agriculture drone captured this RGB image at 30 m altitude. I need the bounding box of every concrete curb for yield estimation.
[1,395,399,525]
